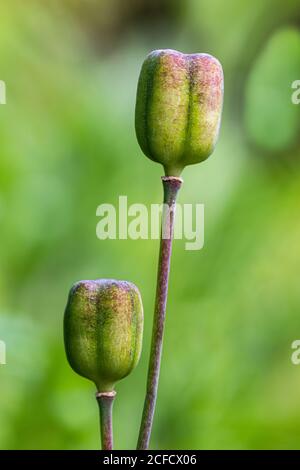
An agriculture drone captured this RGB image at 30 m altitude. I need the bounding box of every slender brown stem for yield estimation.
[96,390,116,450]
[137,176,183,450]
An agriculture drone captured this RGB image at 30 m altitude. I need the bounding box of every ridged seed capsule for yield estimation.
[64,279,143,392]
[135,49,224,176]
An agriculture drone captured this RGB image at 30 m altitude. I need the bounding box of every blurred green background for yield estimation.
[0,0,300,450]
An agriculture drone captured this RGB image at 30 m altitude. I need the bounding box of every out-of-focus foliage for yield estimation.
[245,28,300,152]
[0,0,300,449]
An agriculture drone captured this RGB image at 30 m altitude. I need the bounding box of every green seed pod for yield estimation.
[64,279,143,392]
[135,49,224,176]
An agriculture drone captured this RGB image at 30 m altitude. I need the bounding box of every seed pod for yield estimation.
[135,49,224,176]
[64,279,143,392]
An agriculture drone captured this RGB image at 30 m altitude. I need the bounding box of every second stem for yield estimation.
[137,176,183,450]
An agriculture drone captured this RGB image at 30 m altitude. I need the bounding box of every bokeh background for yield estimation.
[0,0,300,450]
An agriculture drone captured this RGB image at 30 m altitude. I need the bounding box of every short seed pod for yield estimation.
[135,49,224,176]
[64,279,143,392]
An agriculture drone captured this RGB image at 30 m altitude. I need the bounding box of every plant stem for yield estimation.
[96,390,116,450]
[137,176,183,450]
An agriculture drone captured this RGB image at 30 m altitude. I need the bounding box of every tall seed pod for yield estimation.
[135,49,224,177]
[64,279,143,450]
[135,49,224,449]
